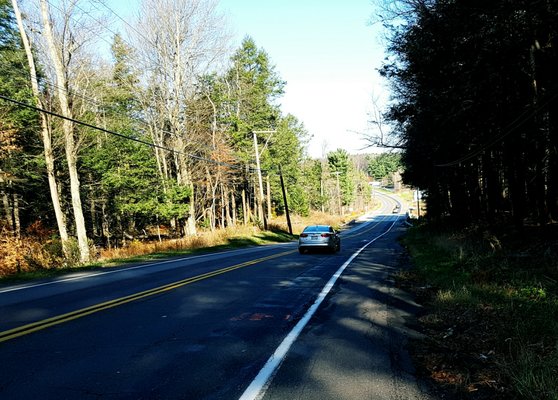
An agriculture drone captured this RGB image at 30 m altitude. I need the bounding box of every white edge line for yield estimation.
[238,216,401,400]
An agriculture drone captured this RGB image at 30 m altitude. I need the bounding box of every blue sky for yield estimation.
[218,0,388,157]
[109,0,388,157]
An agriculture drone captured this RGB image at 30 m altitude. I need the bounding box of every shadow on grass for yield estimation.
[401,222,558,400]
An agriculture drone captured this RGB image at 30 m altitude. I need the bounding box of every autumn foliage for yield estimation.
[0,221,64,276]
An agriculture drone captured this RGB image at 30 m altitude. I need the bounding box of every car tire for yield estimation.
[298,248,305,254]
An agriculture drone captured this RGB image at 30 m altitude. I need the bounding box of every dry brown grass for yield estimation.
[99,211,357,263]
[98,225,263,261]
[0,211,362,278]
[0,235,29,276]
[0,229,64,277]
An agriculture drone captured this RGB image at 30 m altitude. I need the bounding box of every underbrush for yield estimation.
[98,225,293,263]
[0,223,67,277]
[401,222,558,399]
[0,211,354,281]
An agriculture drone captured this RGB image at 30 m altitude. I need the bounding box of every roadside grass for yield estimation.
[401,222,558,400]
[97,225,294,265]
[0,211,354,283]
[0,225,294,283]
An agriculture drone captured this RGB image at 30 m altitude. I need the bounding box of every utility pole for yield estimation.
[266,175,272,221]
[279,165,293,235]
[252,130,275,230]
[253,130,265,228]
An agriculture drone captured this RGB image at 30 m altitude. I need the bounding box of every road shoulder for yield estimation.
[263,222,434,400]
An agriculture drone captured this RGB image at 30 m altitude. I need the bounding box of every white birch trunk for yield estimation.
[11,0,70,253]
[39,0,90,263]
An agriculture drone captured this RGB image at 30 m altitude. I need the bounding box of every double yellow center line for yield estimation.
[0,249,295,343]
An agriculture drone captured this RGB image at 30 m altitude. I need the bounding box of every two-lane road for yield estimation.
[0,193,429,399]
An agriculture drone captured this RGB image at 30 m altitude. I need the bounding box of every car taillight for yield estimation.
[321,233,331,237]
[300,233,308,237]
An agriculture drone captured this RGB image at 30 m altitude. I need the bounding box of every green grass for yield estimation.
[402,222,558,399]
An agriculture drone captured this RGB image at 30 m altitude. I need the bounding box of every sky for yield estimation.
[217,0,389,158]
[109,0,390,158]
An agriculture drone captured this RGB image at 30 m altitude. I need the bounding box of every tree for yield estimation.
[9,0,71,252]
[328,149,355,212]
[223,37,286,223]
[0,0,59,240]
[264,114,309,216]
[381,0,558,226]
[301,159,326,212]
[1,0,28,235]
[39,0,91,262]
[131,0,230,236]
[367,153,402,181]
[225,37,285,138]
[79,33,149,245]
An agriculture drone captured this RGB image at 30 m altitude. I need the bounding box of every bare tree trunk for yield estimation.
[253,132,265,225]
[266,175,272,221]
[156,215,162,243]
[1,189,11,233]
[219,184,225,229]
[89,177,98,239]
[13,193,20,238]
[320,177,325,213]
[205,165,217,231]
[242,188,247,225]
[208,177,216,232]
[174,135,197,236]
[101,201,111,249]
[231,190,237,226]
[149,125,170,182]
[12,0,70,252]
[186,180,196,235]
[224,185,232,227]
[40,0,90,263]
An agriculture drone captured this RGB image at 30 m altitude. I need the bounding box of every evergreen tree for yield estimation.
[225,36,285,160]
[0,0,44,235]
[367,153,402,181]
[328,149,355,208]
[382,0,558,226]
[81,34,161,244]
[265,115,309,216]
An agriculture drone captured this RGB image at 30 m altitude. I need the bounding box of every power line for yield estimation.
[0,93,265,174]
[18,0,277,178]
[89,0,157,49]
[27,0,254,168]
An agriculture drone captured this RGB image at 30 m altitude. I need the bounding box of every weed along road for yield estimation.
[0,195,428,399]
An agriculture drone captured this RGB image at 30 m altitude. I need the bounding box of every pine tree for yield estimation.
[0,0,44,236]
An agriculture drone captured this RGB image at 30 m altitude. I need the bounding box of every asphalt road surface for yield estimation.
[0,193,431,399]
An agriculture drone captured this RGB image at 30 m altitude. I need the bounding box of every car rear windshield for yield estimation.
[303,225,330,233]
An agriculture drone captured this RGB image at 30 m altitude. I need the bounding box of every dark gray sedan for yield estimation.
[298,225,341,254]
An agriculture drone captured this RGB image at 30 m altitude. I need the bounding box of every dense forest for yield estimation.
[0,0,403,270]
[381,0,558,227]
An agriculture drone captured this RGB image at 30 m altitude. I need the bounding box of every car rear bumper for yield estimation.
[298,243,333,248]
